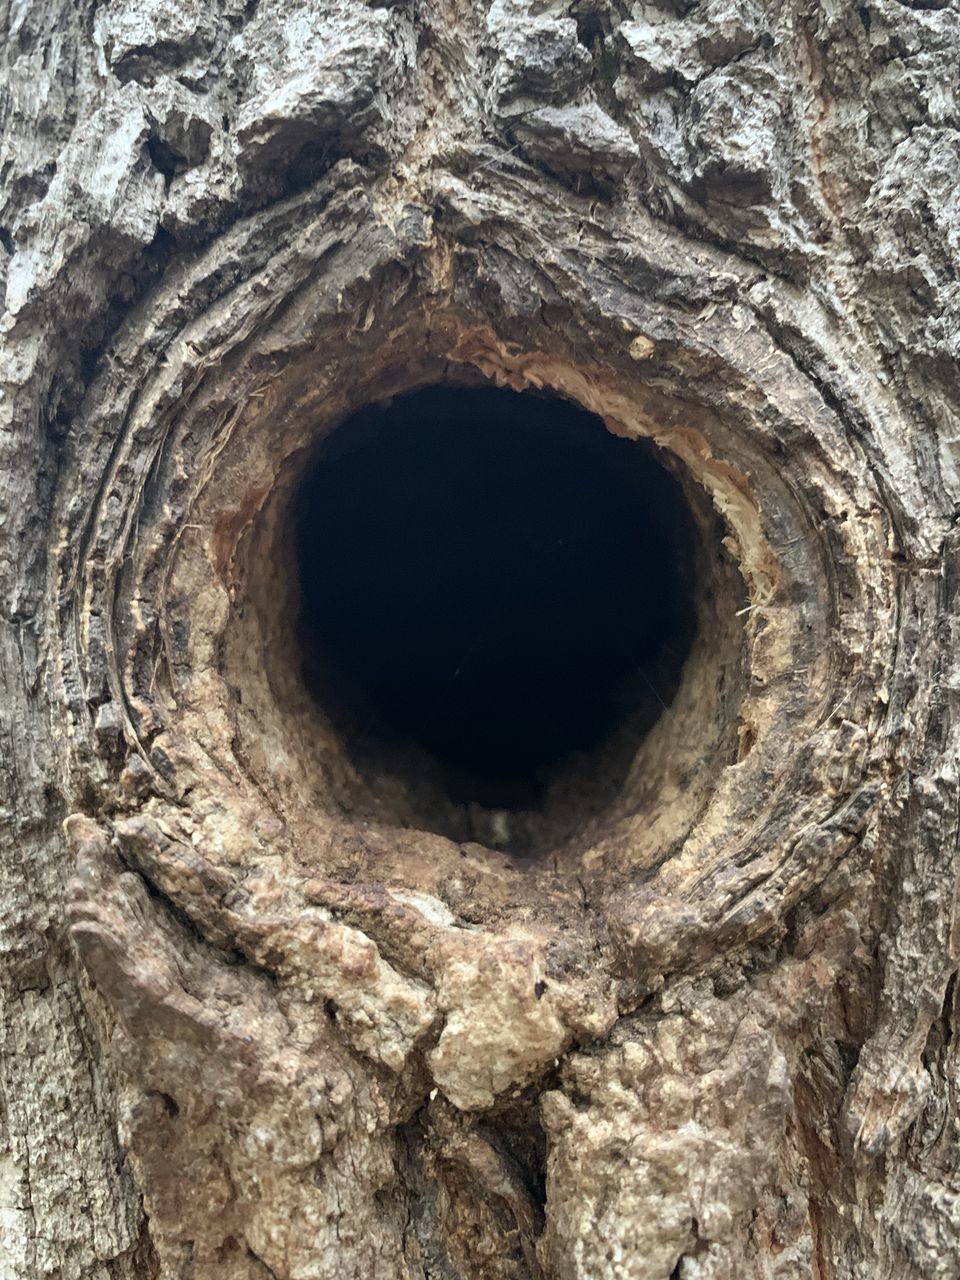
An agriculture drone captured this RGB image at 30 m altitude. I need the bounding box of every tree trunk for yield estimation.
[2,2,959,1277]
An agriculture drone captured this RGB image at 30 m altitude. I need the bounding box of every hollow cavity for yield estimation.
[293,386,700,838]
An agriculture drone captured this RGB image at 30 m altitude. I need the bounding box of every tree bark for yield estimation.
[2,1,960,1277]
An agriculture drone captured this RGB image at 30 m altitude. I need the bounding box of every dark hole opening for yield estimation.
[295,386,698,820]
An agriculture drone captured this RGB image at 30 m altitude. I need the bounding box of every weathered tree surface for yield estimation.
[2,1,960,1277]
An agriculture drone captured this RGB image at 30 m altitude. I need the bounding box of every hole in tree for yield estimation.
[294,386,699,845]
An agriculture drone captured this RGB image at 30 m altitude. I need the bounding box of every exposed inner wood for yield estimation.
[242,382,743,856]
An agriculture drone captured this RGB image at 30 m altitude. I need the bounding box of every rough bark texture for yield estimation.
[2,1,960,1277]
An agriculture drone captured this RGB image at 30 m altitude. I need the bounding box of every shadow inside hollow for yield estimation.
[295,385,697,812]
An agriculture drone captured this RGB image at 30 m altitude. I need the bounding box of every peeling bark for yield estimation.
[2,1,960,1277]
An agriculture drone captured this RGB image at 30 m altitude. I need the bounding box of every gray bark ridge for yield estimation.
[2,1,959,1278]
